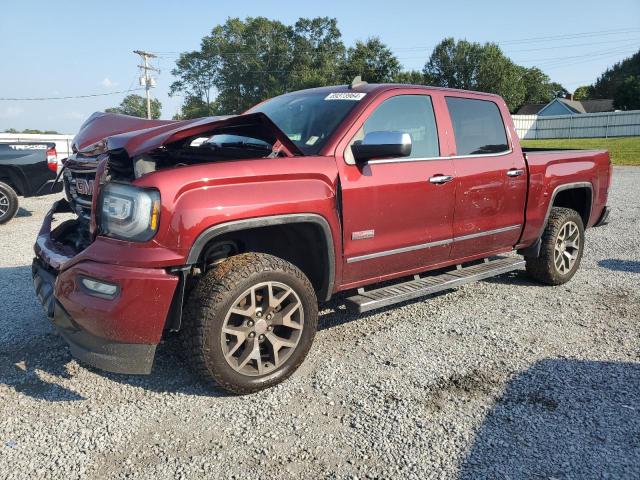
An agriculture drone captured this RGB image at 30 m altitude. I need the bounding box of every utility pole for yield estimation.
[133,50,159,119]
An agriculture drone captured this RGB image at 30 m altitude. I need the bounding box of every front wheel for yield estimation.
[0,182,19,224]
[182,253,318,394]
[525,207,585,285]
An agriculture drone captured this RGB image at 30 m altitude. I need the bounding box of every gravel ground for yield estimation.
[1,166,638,479]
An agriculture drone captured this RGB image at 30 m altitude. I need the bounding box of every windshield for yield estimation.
[247,91,364,155]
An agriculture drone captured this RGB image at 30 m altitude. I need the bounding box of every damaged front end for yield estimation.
[32,110,301,375]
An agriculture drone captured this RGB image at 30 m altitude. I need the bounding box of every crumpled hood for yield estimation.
[72,111,303,157]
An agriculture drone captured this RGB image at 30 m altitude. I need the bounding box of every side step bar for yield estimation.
[345,256,525,313]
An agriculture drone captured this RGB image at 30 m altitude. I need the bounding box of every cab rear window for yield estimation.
[445,97,509,155]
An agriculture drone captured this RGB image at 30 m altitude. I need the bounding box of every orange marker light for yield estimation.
[150,201,160,231]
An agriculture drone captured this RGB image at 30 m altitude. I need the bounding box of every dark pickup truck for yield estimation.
[32,81,611,394]
[0,141,61,223]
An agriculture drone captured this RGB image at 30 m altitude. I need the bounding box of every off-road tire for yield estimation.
[181,253,318,394]
[525,207,585,285]
[0,182,19,224]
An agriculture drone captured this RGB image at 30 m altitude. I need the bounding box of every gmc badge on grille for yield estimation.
[75,179,95,195]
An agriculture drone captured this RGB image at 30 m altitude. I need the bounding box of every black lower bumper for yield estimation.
[594,206,611,227]
[32,259,156,375]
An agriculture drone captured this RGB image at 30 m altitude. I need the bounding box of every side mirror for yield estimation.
[351,131,412,163]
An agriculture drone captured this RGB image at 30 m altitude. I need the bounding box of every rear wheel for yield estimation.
[0,182,19,224]
[182,253,318,394]
[525,207,585,285]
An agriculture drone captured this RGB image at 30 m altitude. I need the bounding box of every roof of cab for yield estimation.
[282,82,504,100]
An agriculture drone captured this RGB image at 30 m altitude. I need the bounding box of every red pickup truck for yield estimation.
[32,80,611,393]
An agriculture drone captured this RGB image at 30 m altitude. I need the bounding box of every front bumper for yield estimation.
[32,200,179,375]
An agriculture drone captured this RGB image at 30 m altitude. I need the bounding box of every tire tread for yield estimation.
[181,253,317,394]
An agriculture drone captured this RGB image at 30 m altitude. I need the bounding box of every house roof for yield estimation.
[517,97,615,115]
[557,98,586,113]
[516,103,546,115]
[580,99,615,113]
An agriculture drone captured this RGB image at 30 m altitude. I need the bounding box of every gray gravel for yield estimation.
[1,166,639,479]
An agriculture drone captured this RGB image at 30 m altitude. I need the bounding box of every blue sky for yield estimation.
[1,0,638,133]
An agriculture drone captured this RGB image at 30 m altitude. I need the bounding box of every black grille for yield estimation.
[64,167,97,220]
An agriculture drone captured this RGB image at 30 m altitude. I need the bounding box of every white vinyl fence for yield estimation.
[512,110,640,140]
[0,133,74,161]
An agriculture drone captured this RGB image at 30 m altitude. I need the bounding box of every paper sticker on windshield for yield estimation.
[325,92,366,101]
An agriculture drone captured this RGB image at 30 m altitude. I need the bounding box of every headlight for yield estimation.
[99,183,160,241]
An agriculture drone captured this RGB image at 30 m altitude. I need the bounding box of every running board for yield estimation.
[345,257,525,313]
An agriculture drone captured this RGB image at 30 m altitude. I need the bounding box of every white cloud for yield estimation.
[0,106,24,118]
[100,77,118,88]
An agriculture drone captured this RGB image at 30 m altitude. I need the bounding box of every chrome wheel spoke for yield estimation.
[222,325,250,358]
[230,288,257,318]
[565,240,579,250]
[236,337,262,372]
[0,194,8,215]
[272,301,303,329]
[267,283,291,309]
[265,332,297,367]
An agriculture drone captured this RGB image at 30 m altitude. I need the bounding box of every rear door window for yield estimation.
[445,97,509,155]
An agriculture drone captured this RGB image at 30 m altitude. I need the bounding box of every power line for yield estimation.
[0,88,145,101]
[149,27,640,58]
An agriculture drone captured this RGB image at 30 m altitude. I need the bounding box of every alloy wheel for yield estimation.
[221,281,304,376]
[554,220,580,275]
[0,191,8,217]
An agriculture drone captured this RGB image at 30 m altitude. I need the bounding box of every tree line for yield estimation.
[573,50,640,110]
[105,17,639,120]
[167,16,568,118]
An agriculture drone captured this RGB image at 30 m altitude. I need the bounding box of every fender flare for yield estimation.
[531,181,593,245]
[186,213,336,301]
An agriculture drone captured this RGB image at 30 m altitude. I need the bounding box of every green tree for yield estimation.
[169,17,400,117]
[423,38,565,112]
[519,66,566,104]
[423,38,482,89]
[548,82,569,99]
[573,85,590,100]
[3,128,19,133]
[170,50,218,118]
[393,70,425,84]
[343,37,401,83]
[590,50,640,99]
[613,75,640,110]
[476,43,526,111]
[106,94,162,119]
[290,17,346,88]
[202,17,295,114]
[173,96,218,120]
[15,129,60,134]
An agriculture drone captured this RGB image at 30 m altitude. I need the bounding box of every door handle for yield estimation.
[429,174,454,184]
[506,168,525,177]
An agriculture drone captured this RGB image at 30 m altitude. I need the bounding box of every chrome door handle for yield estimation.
[506,169,525,177]
[429,175,454,184]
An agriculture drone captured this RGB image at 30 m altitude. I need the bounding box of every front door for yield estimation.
[336,92,456,287]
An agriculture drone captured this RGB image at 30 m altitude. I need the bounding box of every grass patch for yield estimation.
[520,136,640,166]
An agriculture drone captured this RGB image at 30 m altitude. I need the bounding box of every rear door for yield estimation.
[443,95,527,260]
[335,90,456,287]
